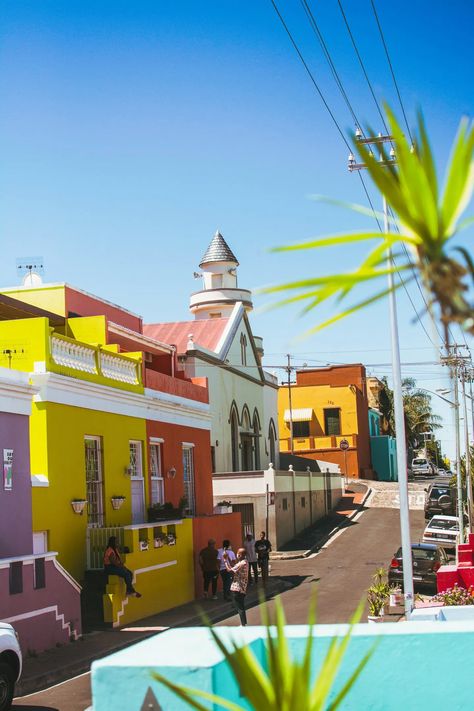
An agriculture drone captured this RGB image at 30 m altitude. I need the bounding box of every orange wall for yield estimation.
[192,513,242,597]
[146,421,213,515]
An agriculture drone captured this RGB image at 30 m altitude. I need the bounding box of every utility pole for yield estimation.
[286,354,294,455]
[348,132,414,618]
[441,346,471,538]
[461,364,473,533]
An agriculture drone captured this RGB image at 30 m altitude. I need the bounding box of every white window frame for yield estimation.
[149,438,164,506]
[84,435,104,528]
[182,443,196,516]
[129,440,145,524]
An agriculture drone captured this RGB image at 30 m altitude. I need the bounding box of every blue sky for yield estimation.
[0,0,472,459]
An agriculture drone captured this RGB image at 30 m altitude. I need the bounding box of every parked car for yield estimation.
[424,481,457,519]
[411,457,434,478]
[423,515,459,550]
[388,543,449,593]
[0,623,22,711]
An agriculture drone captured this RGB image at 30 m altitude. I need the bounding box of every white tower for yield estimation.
[190,230,253,319]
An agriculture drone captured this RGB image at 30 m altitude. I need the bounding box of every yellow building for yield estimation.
[278,364,374,479]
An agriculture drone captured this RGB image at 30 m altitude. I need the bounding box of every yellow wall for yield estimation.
[0,285,66,316]
[0,318,49,372]
[103,520,195,626]
[66,315,108,345]
[31,402,148,581]
[278,384,358,440]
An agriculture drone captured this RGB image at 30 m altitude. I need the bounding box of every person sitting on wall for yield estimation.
[103,536,142,598]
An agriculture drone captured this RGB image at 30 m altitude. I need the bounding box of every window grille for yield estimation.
[182,446,196,516]
[85,437,104,527]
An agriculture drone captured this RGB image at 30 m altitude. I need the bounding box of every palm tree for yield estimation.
[379,377,441,453]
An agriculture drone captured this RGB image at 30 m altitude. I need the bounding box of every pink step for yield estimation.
[437,565,460,593]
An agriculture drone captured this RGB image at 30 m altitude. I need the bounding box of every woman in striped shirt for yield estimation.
[224,547,249,626]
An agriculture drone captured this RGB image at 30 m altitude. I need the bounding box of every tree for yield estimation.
[379,377,441,453]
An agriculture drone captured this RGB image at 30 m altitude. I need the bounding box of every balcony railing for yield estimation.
[50,335,141,387]
[279,433,357,452]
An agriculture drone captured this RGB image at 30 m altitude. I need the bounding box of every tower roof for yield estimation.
[199,230,239,268]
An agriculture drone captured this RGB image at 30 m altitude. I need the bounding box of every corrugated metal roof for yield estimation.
[283,408,313,422]
[199,231,239,267]
[143,318,230,355]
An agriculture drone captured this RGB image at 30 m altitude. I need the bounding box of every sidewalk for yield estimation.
[16,575,290,697]
[270,482,370,560]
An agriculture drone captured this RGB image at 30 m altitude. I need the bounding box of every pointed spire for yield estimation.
[140,687,162,710]
[199,230,239,268]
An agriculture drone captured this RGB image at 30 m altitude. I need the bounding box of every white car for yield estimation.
[423,515,459,550]
[411,457,433,477]
[0,623,22,711]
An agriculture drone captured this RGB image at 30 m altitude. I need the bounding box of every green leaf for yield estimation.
[151,672,245,711]
[270,232,403,253]
[441,117,474,235]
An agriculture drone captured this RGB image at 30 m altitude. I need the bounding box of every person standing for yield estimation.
[217,539,236,601]
[224,547,249,626]
[103,536,142,598]
[254,531,272,585]
[199,538,219,599]
[243,533,258,584]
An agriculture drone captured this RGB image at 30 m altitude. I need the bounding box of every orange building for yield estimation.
[278,364,375,479]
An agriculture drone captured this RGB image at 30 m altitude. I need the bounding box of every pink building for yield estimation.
[0,366,82,653]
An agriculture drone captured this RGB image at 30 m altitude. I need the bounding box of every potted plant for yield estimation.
[110,495,126,511]
[367,568,391,623]
[71,499,87,515]
[139,538,149,552]
[214,500,233,514]
[148,502,180,522]
[154,533,165,548]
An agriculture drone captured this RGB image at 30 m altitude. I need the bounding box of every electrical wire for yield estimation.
[369,0,414,145]
[336,0,390,136]
[268,0,351,152]
[299,0,361,129]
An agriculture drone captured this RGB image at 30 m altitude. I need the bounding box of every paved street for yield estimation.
[13,499,425,710]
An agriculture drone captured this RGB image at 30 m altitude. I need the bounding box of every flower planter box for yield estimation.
[214,505,233,515]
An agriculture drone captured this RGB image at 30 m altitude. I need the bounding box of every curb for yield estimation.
[15,577,292,698]
[271,485,373,561]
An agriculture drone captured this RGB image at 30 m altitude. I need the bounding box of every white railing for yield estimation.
[86,526,124,570]
[100,352,139,384]
[50,336,140,385]
[51,336,97,374]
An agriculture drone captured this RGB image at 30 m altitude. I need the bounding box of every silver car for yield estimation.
[0,623,22,711]
[422,515,459,550]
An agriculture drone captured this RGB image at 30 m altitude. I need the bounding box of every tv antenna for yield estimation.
[16,257,45,286]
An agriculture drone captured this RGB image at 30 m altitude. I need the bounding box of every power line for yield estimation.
[336,0,390,135]
[369,0,414,144]
[268,0,351,151]
[299,0,360,129]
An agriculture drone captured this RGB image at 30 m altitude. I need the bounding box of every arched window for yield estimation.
[240,406,253,471]
[253,410,261,469]
[240,333,248,366]
[268,419,277,467]
[230,405,239,472]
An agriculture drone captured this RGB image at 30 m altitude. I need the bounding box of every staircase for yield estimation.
[81,570,111,632]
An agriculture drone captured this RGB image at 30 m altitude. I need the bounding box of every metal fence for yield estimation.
[86,526,124,570]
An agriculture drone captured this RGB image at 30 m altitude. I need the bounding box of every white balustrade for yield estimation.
[99,352,139,384]
[51,336,98,374]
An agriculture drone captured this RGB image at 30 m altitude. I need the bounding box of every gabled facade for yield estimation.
[144,231,279,475]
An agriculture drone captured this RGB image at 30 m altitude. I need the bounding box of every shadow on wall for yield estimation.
[279,453,321,472]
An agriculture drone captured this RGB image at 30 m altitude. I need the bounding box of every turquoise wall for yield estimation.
[91,621,474,710]
[370,435,398,481]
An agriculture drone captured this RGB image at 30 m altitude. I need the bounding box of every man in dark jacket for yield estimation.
[199,538,220,599]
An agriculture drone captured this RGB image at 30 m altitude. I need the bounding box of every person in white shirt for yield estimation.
[243,533,258,584]
[217,539,236,601]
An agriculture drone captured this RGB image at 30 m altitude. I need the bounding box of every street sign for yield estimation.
[339,439,350,451]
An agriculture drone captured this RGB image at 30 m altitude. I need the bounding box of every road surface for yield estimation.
[13,505,425,710]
